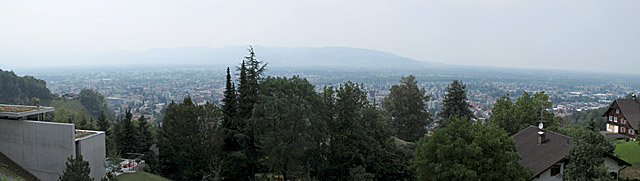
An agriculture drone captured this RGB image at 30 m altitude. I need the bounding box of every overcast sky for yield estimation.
[1,0,639,73]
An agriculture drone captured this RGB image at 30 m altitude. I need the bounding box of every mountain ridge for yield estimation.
[94,46,443,69]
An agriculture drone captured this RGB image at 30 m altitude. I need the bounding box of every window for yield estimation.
[622,118,626,124]
[614,117,618,122]
[609,116,613,121]
[616,109,620,114]
[631,129,634,135]
[621,127,625,133]
[550,164,561,177]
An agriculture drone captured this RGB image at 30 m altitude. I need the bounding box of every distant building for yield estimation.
[602,94,639,137]
[513,125,630,181]
[0,104,106,181]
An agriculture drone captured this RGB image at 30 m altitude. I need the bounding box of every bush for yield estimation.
[626,137,631,142]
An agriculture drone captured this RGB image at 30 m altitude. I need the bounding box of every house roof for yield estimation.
[513,126,632,178]
[605,152,632,167]
[603,99,640,130]
[512,126,574,178]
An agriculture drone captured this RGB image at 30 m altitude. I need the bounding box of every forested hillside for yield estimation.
[0,69,52,105]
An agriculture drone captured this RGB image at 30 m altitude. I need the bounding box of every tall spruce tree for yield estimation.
[219,67,250,180]
[382,75,433,142]
[235,46,266,180]
[440,80,474,120]
[134,115,153,154]
[97,111,109,132]
[117,108,136,156]
[59,155,92,181]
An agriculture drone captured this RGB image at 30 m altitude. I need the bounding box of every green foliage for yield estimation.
[560,107,608,130]
[156,97,222,180]
[219,67,249,180]
[563,128,615,180]
[309,82,414,180]
[59,155,92,181]
[252,76,320,180]
[229,46,266,180]
[117,109,137,156]
[440,80,474,120]
[0,69,52,105]
[97,111,109,131]
[382,75,433,142]
[79,89,108,119]
[412,116,532,180]
[489,91,557,135]
[134,115,154,154]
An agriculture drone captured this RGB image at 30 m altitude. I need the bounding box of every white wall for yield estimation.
[533,162,564,181]
[604,157,622,181]
[0,119,75,181]
[76,132,106,180]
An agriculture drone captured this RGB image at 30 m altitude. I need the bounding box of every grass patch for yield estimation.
[116,171,171,181]
[615,141,640,179]
[615,141,640,164]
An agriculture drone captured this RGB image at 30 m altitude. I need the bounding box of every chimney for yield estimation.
[537,122,545,144]
[537,131,545,144]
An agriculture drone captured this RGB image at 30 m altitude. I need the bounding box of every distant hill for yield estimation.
[95,46,443,69]
[0,69,52,105]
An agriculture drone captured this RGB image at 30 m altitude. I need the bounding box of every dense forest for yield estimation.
[0,69,52,105]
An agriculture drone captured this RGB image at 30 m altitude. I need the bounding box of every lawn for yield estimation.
[615,141,640,179]
[615,141,640,164]
[116,171,171,181]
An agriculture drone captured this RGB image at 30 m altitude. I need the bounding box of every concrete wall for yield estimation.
[76,131,106,180]
[0,119,76,181]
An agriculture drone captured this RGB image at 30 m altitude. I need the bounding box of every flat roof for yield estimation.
[0,104,55,118]
[75,130,104,140]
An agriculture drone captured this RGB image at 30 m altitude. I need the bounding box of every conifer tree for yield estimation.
[219,67,249,180]
[134,115,153,154]
[117,108,136,156]
[97,111,109,132]
[59,155,92,181]
[235,46,266,180]
[440,80,474,120]
[382,75,433,142]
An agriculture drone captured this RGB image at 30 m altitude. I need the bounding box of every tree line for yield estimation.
[61,47,619,180]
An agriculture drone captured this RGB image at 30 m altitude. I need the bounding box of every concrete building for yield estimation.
[0,104,106,181]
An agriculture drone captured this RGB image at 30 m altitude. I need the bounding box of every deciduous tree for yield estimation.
[413,116,531,180]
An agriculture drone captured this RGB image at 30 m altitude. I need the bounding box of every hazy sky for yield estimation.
[1,0,639,73]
